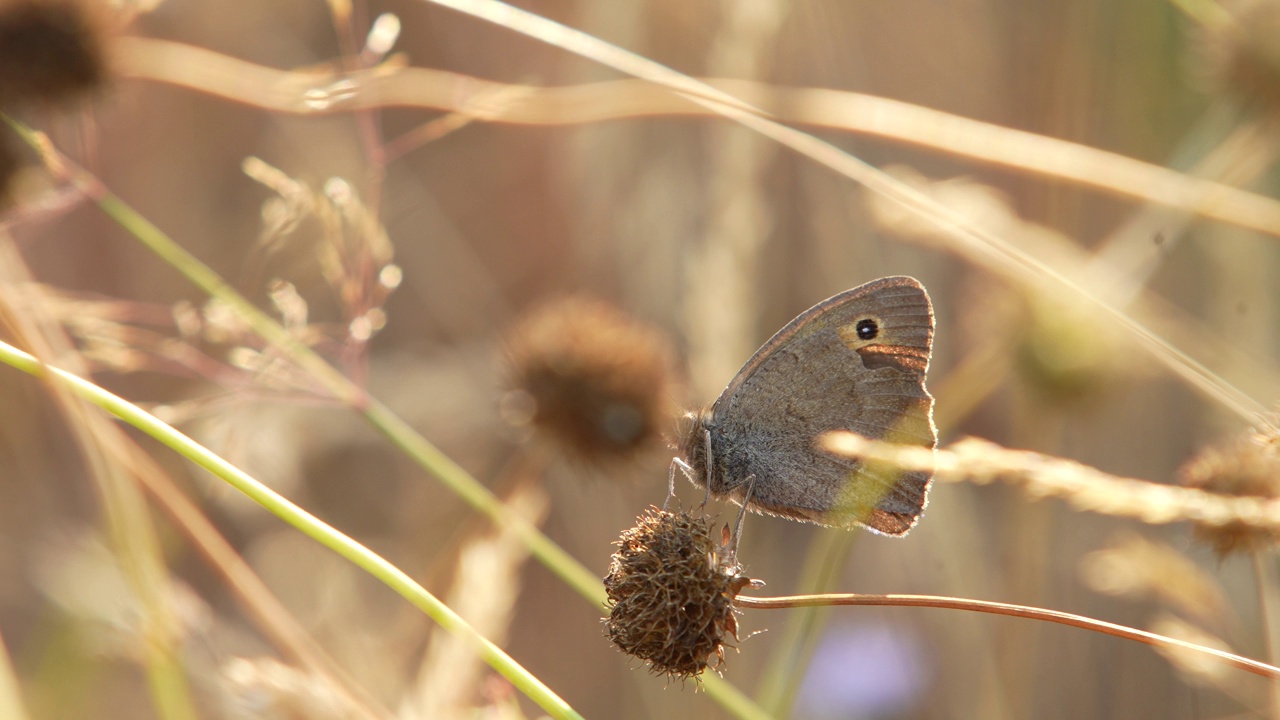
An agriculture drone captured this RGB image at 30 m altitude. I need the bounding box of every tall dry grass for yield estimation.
[2,0,1280,718]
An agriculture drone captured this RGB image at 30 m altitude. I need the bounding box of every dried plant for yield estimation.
[603,508,755,681]
[1179,432,1280,555]
[503,297,678,469]
[5,1,1280,719]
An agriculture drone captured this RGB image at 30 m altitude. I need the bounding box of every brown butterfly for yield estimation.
[674,276,936,536]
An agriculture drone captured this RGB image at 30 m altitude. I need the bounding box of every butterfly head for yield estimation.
[675,407,715,489]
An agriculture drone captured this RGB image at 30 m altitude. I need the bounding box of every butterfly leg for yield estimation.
[701,427,714,509]
[725,475,756,565]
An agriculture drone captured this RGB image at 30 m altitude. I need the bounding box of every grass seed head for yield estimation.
[1179,434,1280,555]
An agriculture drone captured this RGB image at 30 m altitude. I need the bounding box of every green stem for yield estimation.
[0,339,583,720]
[0,235,199,720]
[85,162,767,718]
[754,529,852,716]
[4,109,769,720]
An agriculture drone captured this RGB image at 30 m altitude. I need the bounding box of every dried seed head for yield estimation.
[1196,0,1280,116]
[504,297,677,467]
[0,0,109,107]
[603,507,752,680]
[1179,434,1280,555]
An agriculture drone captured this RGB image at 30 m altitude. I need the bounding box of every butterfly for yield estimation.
[674,276,936,536]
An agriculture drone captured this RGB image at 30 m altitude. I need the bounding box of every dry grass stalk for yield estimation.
[403,481,548,720]
[823,431,1280,530]
[1080,534,1231,629]
[107,36,1280,239]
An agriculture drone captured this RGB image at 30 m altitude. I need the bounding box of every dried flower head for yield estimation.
[504,297,677,467]
[1179,434,1280,555]
[603,507,753,680]
[0,0,109,107]
[1196,0,1280,115]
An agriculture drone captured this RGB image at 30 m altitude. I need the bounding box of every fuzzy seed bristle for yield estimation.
[1179,435,1280,555]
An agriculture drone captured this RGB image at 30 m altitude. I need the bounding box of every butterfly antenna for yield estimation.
[663,459,678,511]
[729,476,755,565]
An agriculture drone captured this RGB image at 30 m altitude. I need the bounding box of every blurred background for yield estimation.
[1,0,1279,718]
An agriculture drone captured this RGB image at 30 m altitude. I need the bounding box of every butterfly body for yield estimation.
[677,276,936,536]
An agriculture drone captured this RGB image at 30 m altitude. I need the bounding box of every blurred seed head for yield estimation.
[1179,433,1280,555]
[34,529,210,659]
[363,12,401,59]
[220,657,352,720]
[867,167,1018,247]
[1149,614,1235,687]
[1014,297,1119,405]
[1080,534,1229,629]
[503,297,677,468]
[1197,0,1280,116]
[0,0,109,107]
[603,507,753,681]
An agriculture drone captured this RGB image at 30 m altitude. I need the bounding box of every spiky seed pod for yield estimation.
[504,296,677,468]
[0,0,108,107]
[1179,434,1280,555]
[603,507,752,680]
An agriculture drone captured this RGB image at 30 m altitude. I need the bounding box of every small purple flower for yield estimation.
[793,622,932,718]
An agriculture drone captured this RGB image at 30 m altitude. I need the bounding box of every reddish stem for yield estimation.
[736,592,1280,679]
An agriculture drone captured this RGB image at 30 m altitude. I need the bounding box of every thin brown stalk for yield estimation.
[109,37,1280,240]
[1252,551,1280,718]
[412,0,1270,425]
[0,254,395,720]
[116,444,396,720]
[735,592,1280,680]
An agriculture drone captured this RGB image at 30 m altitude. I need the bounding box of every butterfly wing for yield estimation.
[704,276,936,535]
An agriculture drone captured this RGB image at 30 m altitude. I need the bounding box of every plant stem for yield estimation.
[0,629,31,720]
[736,592,1280,680]
[0,339,584,720]
[1252,551,1280,718]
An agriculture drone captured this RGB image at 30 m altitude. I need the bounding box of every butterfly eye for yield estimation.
[855,318,879,340]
